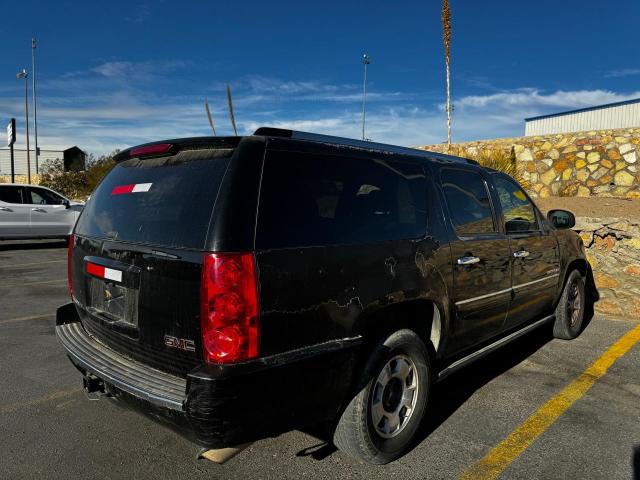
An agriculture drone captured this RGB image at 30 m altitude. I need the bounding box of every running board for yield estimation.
[437,315,554,381]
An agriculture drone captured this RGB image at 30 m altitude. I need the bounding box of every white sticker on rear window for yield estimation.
[132,183,153,193]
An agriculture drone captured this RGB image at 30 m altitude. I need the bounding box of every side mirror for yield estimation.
[63,199,71,209]
[547,209,575,229]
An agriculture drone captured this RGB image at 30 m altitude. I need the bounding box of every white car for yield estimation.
[0,184,84,240]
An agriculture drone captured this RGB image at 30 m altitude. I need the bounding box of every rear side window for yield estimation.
[75,151,231,249]
[257,151,427,249]
[493,175,539,233]
[0,186,23,204]
[441,168,495,235]
[27,187,65,205]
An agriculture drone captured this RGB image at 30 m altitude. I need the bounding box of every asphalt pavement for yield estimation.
[1,239,639,479]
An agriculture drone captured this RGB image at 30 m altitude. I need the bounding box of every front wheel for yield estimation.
[553,269,586,340]
[333,329,431,464]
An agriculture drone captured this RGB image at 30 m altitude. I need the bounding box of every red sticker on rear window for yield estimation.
[111,183,153,195]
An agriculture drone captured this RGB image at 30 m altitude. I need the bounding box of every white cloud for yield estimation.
[90,60,188,80]
[604,68,640,78]
[454,88,640,110]
[3,62,639,157]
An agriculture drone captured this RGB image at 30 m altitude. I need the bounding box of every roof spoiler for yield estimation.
[113,137,241,163]
[253,127,477,165]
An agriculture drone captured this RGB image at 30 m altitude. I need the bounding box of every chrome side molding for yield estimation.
[437,315,555,381]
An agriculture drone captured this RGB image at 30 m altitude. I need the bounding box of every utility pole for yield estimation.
[361,54,370,141]
[17,69,31,184]
[32,37,39,174]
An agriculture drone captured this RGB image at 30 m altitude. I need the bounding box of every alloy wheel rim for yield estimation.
[567,280,582,327]
[370,354,419,439]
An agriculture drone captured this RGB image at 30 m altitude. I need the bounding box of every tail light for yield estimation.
[201,253,260,363]
[67,235,74,300]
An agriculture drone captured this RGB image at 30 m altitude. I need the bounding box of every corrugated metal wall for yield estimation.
[0,149,65,176]
[525,101,640,136]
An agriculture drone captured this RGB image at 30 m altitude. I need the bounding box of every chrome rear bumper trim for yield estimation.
[56,322,186,410]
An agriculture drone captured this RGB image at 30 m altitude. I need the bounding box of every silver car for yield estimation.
[0,184,84,240]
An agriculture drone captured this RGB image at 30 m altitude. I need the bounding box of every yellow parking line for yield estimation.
[460,322,640,480]
[0,260,65,269]
[0,314,52,325]
[0,387,81,415]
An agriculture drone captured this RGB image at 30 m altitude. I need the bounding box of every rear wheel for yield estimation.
[333,329,431,464]
[553,269,586,340]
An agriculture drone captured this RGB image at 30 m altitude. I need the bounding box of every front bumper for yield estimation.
[56,303,362,448]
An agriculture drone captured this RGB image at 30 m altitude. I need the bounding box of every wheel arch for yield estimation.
[558,257,598,305]
[352,298,446,360]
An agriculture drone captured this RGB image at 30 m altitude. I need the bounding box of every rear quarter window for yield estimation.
[256,150,427,249]
[75,150,231,249]
[0,186,23,204]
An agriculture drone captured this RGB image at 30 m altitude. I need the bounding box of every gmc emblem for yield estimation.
[164,335,196,352]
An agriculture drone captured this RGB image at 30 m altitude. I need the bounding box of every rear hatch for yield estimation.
[71,145,233,375]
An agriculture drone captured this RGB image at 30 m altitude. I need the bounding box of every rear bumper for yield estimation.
[56,303,362,448]
[57,321,185,410]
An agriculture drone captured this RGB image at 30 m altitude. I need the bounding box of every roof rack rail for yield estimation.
[253,127,477,165]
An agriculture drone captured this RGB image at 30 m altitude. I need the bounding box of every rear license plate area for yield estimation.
[84,258,141,331]
[87,277,139,327]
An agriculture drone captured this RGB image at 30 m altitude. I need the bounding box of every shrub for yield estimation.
[39,151,117,200]
[451,146,528,188]
[38,160,87,199]
[85,154,117,192]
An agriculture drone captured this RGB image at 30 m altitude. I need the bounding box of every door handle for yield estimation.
[0,206,11,212]
[457,256,480,265]
[31,208,47,213]
[513,249,530,258]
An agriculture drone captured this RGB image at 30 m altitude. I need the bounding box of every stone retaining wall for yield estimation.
[574,216,640,318]
[419,127,640,198]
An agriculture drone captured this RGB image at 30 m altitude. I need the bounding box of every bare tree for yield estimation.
[441,0,452,149]
[226,83,238,136]
[204,98,216,136]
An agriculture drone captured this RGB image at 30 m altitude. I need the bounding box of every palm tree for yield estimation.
[441,0,452,149]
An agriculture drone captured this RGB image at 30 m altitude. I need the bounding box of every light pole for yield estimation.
[17,69,31,184]
[361,54,370,141]
[32,38,39,174]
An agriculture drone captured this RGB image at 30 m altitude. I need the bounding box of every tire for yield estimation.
[553,269,586,340]
[333,329,431,464]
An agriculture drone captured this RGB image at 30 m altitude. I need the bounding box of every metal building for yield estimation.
[0,146,86,177]
[525,98,640,136]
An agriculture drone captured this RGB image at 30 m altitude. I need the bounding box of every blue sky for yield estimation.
[0,0,639,155]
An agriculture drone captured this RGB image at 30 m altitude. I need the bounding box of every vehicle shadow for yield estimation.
[0,240,68,252]
[298,327,555,462]
[420,325,552,440]
[298,288,599,462]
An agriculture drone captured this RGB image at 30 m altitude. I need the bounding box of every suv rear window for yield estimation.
[257,151,427,249]
[75,150,231,249]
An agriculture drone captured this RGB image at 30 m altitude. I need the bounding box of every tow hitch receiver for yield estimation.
[82,374,106,400]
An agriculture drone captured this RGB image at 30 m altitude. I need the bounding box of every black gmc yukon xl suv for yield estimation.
[56,128,596,464]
